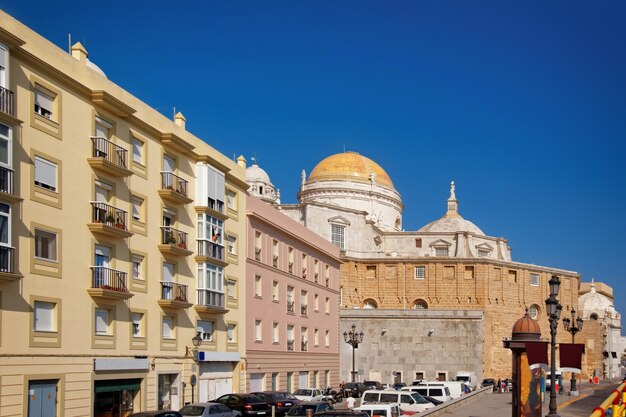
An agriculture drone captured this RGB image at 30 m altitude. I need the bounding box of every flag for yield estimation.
[525,342,549,370]
[560,343,584,373]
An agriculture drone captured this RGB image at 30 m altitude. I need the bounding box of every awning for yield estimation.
[95,379,141,393]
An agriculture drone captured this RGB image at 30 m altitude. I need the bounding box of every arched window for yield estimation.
[362,299,378,309]
[589,313,599,320]
[413,299,428,310]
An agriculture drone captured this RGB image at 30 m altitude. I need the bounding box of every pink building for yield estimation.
[246,195,341,392]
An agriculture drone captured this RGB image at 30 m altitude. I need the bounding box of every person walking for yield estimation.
[496,379,502,394]
[345,394,356,409]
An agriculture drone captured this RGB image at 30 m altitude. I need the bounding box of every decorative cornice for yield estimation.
[91,90,136,118]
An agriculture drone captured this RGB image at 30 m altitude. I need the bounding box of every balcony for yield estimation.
[87,266,133,300]
[88,202,133,239]
[0,246,21,282]
[195,240,226,266]
[301,340,308,351]
[287,300,294,314]
[0,166,21,203]
[158,281,192,309]
[0,86,16,118]
[301,304,308,316]
[287,339,294,351]
[158,226,193,258]
[158,171,193,204]
[87,137,132,177]
[194,289,228,314]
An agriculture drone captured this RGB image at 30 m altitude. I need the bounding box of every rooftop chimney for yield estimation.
[237,155,247,169]
[71,42,88,63]
[174,112,186,129]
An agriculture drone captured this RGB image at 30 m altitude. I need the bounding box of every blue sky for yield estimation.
[4,1,625,318]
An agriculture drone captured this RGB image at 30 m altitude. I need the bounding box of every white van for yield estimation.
[454,372,477,390]
[416,381,465,399]
[401,385,452,403]
[356,402,401,417]
[361,390,434,413]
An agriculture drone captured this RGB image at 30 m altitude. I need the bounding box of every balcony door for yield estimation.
[0,203,10,272]
[162,262,174,299]
[0,44,6,89]
[163,155,175,173]
[94,245,110,287]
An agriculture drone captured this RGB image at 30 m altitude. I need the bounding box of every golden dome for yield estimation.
[308,152,395,189]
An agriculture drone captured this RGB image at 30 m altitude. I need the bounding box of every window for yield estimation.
[272,281,279,301]
[227,323,237,343]
[366,265,376,279]
[34,156,57,191]
[198,213,223,245]
[314,260,319,283]
[415,238,422,248]
[288,247,294,273]
[300,291,308,315]
[227,279,236,299]
[254,275,262,297]
[272,322,279,343]
[34,85,55,120]
[204,164,226,213]
[0,123,12,175]
[331,224,345,249]
[302,254,308,278]
[0,203,9,248]
[465,266,475,280]
[198,320,214,342]
[34,229,57,261]
[494,267,502,281]
[528,304,540,319]
[95,308,110,336]
[325,297,330,314]
[162,316,174,339]
[530,273,540,287]
[325,265,330,287]
[325,330,330,347]
[413,299,428,309]
[131,196,144,222]
[287,286,294,313]
[131,312,144,337]
[227,235,236,255]
[314,294,319,311]
[255,320,262,341]
[414,266,425,280]
[301,327,308,351]
[478,249,489,258]
[131,138,144,164]
[287,325,294,351]
[314,328,319,346]
[34,301,56,332]
[435,247,449,257]
[197,263,224,307]
[132,254,144,280]
[255,232,262,261]
[272,239,279,267]
[509,270,517,283]
[227,190,237,210]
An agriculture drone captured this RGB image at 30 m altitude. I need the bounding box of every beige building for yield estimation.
[275,151,581,382]
[0,10,248,417]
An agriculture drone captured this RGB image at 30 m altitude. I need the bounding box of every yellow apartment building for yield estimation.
[0,10,248,417]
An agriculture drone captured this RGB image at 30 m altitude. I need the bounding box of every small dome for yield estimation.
[86,59,107,78]
[246,162,271,185]
[308,152,395,190]
[511,310,541,341]
[418,181,485,235]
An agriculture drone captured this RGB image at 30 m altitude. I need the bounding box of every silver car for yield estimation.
[180,402,241,417]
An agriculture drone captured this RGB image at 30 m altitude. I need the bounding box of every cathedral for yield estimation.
[248,151,584,382]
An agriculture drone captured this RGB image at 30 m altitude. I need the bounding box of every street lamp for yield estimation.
[563,308,583,394]
[185,332,203,403]
[545,275,562,417]
[343,324,364,382]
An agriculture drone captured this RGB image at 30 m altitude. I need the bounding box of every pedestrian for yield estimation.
[496,379,501,394]
[345,394,356,409]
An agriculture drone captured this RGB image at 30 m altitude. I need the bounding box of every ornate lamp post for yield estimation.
[545,275,562,417]
[343,324,364,382]
[186,332,203,403]
[562,308,583,395]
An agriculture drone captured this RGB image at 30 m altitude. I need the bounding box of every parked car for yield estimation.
[180,402,241,417]
[400,385,452,404]
[315,411,369,417]
[356,402,400,417]
[363,381,383,390]
[130,412,182,417]
[342,382,366,398]
[293,388,324,402]
[481,379,496,390]
[252,392,297,416]
[286,400,334,417]
[213,393,270,417]
[415,381,465,399]
[361,390,434,413]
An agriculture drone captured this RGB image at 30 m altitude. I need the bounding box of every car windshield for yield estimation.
[270,393,288,400]
[243,395,264,402]
[283,393,298,400]
[179,406,205,416]
[410,392,429,404]
[294,389,312,396]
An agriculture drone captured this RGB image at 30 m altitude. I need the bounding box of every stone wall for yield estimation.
[340,309,484,385]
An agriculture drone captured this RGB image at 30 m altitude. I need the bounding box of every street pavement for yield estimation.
[437,380,621,417]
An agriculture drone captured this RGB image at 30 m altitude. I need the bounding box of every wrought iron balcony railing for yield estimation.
[161,226,189,249]
[287,300,294,314]
[0,166,15,195]
[91,202,129,231]
[91,136,128,169]
[91,266,129,292]
[0,246,15,274]
[161,171,189,197]
[161,281,189,302]
[0,86,15,117]
[287,339,294,351]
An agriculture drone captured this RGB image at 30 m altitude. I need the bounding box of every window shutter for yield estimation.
[163,263,174,282]
[162,317,172,338]
[132,139,142,162]
[95,309,108,334]
[34,301,54,331]
[34,156,56,189]
[0,45,6,70]
[35,89,54,112]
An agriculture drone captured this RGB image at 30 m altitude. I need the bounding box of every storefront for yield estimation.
[93,358,149,417]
